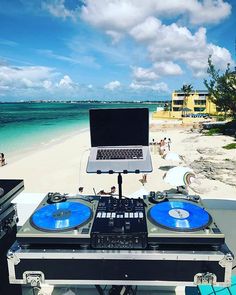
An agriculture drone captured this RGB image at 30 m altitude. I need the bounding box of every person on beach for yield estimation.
[159,140,166,156]
[98,186,116,195]
[0,153,6,166]
[167,138,171,151]
[150,138,155,153]
[139,174,147,185]
[177,185,188,194]
[109,186,116,195]
[78,187,84,193]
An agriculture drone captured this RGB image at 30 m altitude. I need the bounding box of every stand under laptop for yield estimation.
[86,108,153,198]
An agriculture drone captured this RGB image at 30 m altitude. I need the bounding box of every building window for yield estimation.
[176,94,185,99]
[173,107,182,111]
[194,100,206,105]
[194,107,206,112]
[173,100,184,105]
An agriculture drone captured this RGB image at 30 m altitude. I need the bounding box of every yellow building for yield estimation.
[152,90,218,120]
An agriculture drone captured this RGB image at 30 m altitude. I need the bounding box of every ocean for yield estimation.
[0,102,159,158]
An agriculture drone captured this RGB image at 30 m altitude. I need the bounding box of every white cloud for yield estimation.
[37,49,81,64]
[43,80,53,89]
[209,44,233,69]
[131,19,233,77]
[130,81,169,92]
[130,65,170,92]
[153,61,183,76]
[58,75,78,89]
[104,80,121,90]
[132,66,159,82]
[81,1,233,78]
[81,0,231,30]
[189,0,231,25]
[0,65,57,89]
[42,0,80,21]
[0,38,18,47]
[0,64,80,99]
[130,63,181,94]
[106,31,123,43]
[81,0,152,31]
[130,17,161,42]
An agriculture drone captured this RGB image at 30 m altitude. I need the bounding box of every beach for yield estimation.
[1,121,235,200]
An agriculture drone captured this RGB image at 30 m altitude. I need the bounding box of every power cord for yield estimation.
[78,148,90,192]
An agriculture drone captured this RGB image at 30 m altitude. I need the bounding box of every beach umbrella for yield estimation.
[163,166,195,187]
[163,152,182,163]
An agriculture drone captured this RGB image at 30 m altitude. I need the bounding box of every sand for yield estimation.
[0,122,235,200]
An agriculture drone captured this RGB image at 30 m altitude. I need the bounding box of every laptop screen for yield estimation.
[89,108,149,147]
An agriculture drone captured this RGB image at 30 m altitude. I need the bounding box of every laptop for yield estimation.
[86,108,152,173]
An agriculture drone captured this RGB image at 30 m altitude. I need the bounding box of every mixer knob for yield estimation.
[150,191,155,198]
[108,218,114,227]
[125,221,131,230]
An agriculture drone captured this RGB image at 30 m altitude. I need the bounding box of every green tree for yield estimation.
[204,56,236,119]
[180,84,193,117]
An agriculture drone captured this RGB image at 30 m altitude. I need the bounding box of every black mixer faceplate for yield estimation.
[30,202,92,231]
[148,201,212,232]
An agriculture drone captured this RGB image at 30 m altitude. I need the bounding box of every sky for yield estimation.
[0,0,235,101]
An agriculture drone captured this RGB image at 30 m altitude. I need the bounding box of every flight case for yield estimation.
[8,244,233,287]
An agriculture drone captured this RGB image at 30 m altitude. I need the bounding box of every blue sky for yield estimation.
[0,0,235,101]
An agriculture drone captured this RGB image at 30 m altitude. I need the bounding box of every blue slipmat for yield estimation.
[31,202,91,231]
[149,201,211,231]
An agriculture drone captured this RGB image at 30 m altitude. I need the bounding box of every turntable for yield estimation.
[144,192,225,248]
[17,192,98,247]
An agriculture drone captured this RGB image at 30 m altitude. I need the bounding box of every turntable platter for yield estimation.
[31,202,92,231]
[148,201,212,232]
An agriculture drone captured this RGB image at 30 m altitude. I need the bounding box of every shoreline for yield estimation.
[0,123,235,200]
[6,125,90,165]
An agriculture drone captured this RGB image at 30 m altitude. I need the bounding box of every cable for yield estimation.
[77,147,90,192]
[95,285,104,295]
[196,286,202,294]
[32,286,41,295]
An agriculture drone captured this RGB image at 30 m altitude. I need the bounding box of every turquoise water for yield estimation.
[0,102,159,158]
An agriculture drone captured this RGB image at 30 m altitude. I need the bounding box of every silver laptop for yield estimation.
[86,108,152,173]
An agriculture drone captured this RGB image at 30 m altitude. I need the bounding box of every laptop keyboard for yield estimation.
[97,149,143,160]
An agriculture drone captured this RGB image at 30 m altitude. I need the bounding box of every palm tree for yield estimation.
[181,84,193,117]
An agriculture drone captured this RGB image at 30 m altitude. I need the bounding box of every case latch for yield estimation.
[23,271,45,287]
[194,272,217,285]
[7,250,20,265]
[219,253,234,267]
